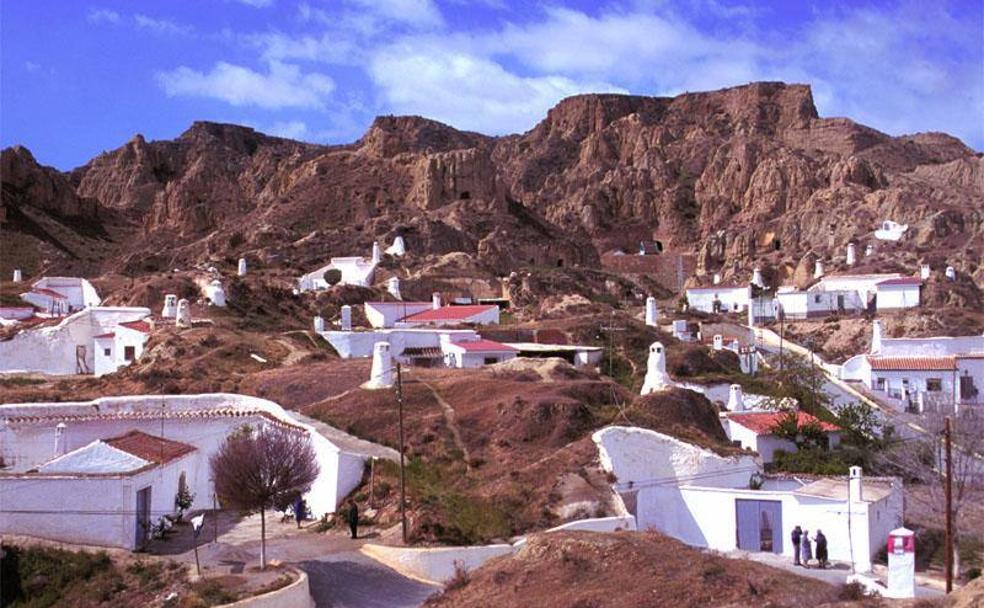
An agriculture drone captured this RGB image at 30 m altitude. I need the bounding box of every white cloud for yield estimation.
[157,61,335,109]
[86,8,121,24]
[349,0,444,29]
[248,31,362,65]
[24,61,41,73]
[233,0,274,7]
[135,14,194,36]
[369,44,625,134]
[266,120,309,139]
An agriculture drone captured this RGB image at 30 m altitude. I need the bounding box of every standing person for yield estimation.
[791,525,803,566]
[800,529,813,568]
[293,496,305,529]
[347,501,359,539]
[815,530,828,569]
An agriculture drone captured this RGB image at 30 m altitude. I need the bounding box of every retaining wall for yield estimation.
[217,569,314,608]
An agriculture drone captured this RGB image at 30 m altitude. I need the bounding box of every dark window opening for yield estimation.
[529,257,535,264]
[459,191,471,200]
[483,357,498,365]
[927,378,942,392]
[556,259,564,268]
[773,238,781,251]
[654,240,664,253]
[124,346,136,362]
[103,348,111,356]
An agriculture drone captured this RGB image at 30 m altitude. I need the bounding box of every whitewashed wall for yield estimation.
[323,329,479,359]
[364,303,432,328]
[880,336,984,357]
[875,285,920,310]
[686,287,751,313]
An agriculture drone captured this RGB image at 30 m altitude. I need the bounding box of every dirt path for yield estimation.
[420,381,472,466]
[275,336,310,367]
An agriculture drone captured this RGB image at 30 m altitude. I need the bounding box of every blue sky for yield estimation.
[2,0,982,170]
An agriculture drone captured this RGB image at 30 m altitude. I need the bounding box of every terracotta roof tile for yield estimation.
[119,319,152,333]
[877,277,922,287]
[451,339,516,353]
[104,430,195,464]
[728,411,840,434]
[869,356,957,371]
[402,305,497,323]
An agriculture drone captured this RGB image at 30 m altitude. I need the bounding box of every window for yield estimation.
[103,348,111,356]
[875,377,886,390]
[927,378,942,392]
[124,346,136,362]
[814,295,822,304]
[484,357,498,365]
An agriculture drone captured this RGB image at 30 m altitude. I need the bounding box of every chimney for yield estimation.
[920,264,930,280]
[871,320,882,354]
[814,260,825,279]
[237,258,247,277]
[846,243,856,266]
[727,384,745,411]
[645,296,658,327]
[371,241,382,264]
[340,305,352,331]
[313,316,325,333]
[387,277,402,300]
[368,342,394,388]
[865,244,874,257]
[54,423,67,457]
[713,273,721,285]
[12,269,22,283]
[751,267,763,288]
[849,466,863,503]
[713,334,723,350]
[432,292,442,310]
[945,266,956,281]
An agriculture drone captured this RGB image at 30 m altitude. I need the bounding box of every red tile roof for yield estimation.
[402,305,497,323]
[451,339,516,353]
[104,430,195,465]
[119,319,152,333]
[877,277,922,287]
[94,332,116,339]
[869,356,957,371]
[728,411,840,434]
[25,288,68,300]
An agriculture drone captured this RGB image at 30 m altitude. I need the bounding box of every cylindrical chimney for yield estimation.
[432,292,442,310]
[849,466,863,503]
[340,305,352,331]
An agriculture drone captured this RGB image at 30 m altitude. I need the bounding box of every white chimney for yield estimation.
[340,305,352,331]
[432,292,442,310]
[713,334,723,350]
[945,266,956,281]
[175,299,192,327]
[371,241,382,264]
[645,296,658,327]
[920,264,931,280]
[640,342,671,394]
[846,243,856,266]
[865,244,874,257]
[237,258,247,277]
[814,260,825,279]
[12,269,22,283]
[313,316,325,333]
[161,294,178,318]
[367,342,394,389]
[54,423,67,457]
[751,267,763,288]
[388,236,406,257]
[713,273,721,285]
[849,466,863,503]
[727,384,744,411]
[387,277,402,300]
[871,320,883,355]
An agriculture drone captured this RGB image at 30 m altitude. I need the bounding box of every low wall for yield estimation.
[361,542,513,584]
[511,516,637,549]
[218,569,314,608]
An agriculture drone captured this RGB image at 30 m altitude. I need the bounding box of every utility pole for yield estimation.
[945,415,954,593]
[600,311,625,379]
[396,363,408,544]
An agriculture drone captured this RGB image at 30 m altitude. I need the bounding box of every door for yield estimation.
[136,486,152,548]
[736,499,783,554]
[837,295,845,311]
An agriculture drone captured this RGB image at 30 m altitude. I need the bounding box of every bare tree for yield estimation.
[879,410,984,576]
[210,424,320,568]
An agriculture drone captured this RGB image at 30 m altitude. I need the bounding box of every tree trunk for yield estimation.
[260,508,266,570]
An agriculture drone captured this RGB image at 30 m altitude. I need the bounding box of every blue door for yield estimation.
[736,499,783,553]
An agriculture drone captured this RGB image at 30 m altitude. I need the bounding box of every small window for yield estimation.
[103,348,111,356]
[124,346,136,362]
[484,357,498,365]
[875,377,886,390]
[927,378,942,392]
[814,295,822,304]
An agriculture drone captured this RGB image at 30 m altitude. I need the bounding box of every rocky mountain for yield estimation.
[2,81,981,291]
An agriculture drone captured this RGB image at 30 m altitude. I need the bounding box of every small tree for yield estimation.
[322,268,342,286]
[210,425,320,568]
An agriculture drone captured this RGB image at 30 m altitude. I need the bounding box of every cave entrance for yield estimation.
[459,191,471,200]
[773,238,781,251]
[556,259,564,268]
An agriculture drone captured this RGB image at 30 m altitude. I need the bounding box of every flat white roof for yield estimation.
[504,342,603,353]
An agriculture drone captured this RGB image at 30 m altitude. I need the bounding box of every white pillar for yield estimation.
[886,527,916,599]
[727,384,744,411]
[371,241,382,264]
[871,320,882,354]
[645,296,658,327]
[161,294,178,318]
[865,244,874,257]
[945,266,956,281]
[846,243,856,266]
[751,267,763,288]
[54,422,67,457]
[814,259,825,279]
[176,299,192,327]
[713,273,721,285]
[432,292,442,310]
[713,335,723,350]
[313,316,325,333]
[237,258,247,277]
[367,342,394,389]
[387,277,402,300]
[849,466,863,503]
[12,269,22,282]
[641,342,671,394]
[920,264,930,280]
[340,305,352,331]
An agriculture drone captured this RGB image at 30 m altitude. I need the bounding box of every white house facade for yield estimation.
[442,339,516,368]
[685,285,752,314]
[722,411,842,464]
[874,278,921,310]
[299,256,378,292]
[364,302,433,329]
[25,277,101,312]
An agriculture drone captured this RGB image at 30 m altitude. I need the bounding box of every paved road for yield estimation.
[300,555,437,608]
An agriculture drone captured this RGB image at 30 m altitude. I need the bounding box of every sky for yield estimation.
[2,0,982,170]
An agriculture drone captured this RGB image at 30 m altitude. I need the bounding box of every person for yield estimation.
[791,526,802,566]
[347,501,359,539]
[800,529,813,568]
[815,530,828,569]
[293,497,307,529]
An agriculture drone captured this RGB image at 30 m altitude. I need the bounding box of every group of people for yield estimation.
[791,526,828,569]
